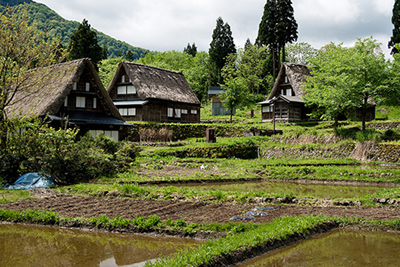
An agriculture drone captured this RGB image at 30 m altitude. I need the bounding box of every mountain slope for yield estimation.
[0,0,149,59]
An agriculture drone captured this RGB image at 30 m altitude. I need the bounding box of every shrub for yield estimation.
[0,118,137,185]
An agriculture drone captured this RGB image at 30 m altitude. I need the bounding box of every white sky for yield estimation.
[35,0,395,57]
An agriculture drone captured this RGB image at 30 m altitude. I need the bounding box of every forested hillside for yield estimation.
[0,0,149,59]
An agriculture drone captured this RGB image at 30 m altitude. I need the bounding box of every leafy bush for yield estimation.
[0,118,137,185]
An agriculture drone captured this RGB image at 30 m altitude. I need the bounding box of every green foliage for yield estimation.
[0,2,149,59]
[304,37,394,130]
[389,0,400,55]
[209,17,236,85]
[67,19,104,69]
[285,42,318,65]
[0,118,137,185]
[184,43,197,57]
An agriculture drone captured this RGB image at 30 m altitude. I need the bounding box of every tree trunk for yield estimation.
[334,116,339,128]
[362,97,368,131]
[272,47,276,78]
[230,108,233,123]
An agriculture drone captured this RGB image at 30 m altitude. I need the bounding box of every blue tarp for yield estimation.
[3,173,54,190]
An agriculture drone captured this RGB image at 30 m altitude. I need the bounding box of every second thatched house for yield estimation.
[107,62,201,123]
[257,62,376,123]
[6,59,132,141]
[257,62,312,122]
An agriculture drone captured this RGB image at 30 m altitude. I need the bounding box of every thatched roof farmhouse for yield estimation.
[6,59,131,141]
[257,62,375,123]
[107,62,201,123]
[257,62,311,122]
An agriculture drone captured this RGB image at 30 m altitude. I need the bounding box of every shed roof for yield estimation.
[108,62,200,105]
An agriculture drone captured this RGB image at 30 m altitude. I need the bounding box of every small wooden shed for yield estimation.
[6,59,131,141]
[208,86,235,116]
[107,62,201,123]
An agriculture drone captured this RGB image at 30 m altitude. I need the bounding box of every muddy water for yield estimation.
[174,181,394,199]
[0,223,202,267]
[238,229,400,267]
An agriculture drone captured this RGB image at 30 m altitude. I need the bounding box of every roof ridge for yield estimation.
[122,61,182,75]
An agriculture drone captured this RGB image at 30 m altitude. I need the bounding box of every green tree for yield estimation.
[222,45,272,95]
[220,77,250,123]
[257,0,298,77]
[209,17,236,86]
[303,38,394,130]
[67,19,103,69]
[285,42,318,65]
[99,56,125,88]
[276,0,298,63]
[184,43,197,57]
[256,0,278,77]
[0,6,66,148]
[126,49,134,61]
[389,0,400,55]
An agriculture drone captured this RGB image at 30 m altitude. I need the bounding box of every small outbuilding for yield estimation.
[107,62,201,123]
[6,59,131,141]
[208,86,235,116]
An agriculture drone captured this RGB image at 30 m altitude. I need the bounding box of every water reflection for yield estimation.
[238,229,400,267]
[0,223,201,267]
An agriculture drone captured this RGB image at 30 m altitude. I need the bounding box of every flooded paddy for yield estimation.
[0,223,202,267]
[238,229,400,267]
[172,180,395,199]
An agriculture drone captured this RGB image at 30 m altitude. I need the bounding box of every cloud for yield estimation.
[37,0,395,57]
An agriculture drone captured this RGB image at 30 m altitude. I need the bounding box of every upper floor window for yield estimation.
[284,76,289,83]
[73,82,77,90]
[286,89,292,96]
[93,97,97,109]
[64,96,68,107]
[76,96,85,108]
[117,85,136,95]
[85,83,90,92]
[121,75,126,83]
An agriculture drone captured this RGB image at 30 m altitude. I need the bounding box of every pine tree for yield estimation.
[256,0,278,77]
[184,43,197,57]
[276,0,298,62]
[256,0,297,77]
[126,50,134,61]
[67,19,103,69]
[244,38,253,51]
[209,17,236,85]
[389,0,400,55]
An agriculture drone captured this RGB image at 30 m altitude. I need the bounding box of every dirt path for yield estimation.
[0,194,398,224]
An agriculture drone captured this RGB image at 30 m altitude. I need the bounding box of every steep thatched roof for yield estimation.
[267,62,311,100]
[108,62,200,105]
[6,59,123,120]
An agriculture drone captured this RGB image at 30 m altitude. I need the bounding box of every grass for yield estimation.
[0,189,35,203]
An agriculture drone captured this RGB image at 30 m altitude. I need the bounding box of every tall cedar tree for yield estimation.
[67,19,104,69]
[184,43,197,57]
[389,0,400,55]
[256,0,297,77]
[277,0,298,62]
[209,17,236,85]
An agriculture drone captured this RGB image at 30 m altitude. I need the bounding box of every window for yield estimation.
[117,85,137,95]
[175,109,181,118]
[119,108,128,116]
[284,76,289,83]
[181,109,188,115]
[119,108,136,116]
[73,82,77,90]
[64,96,68,107]
[167,108,173,117]
[121,75,125,83]
[85,83,90,92]
[286,89,292,96]
[76,96,85,108]
[191,109,197,115]
[263,106,273,113]
[89,130,119,142]
[93,98,97,109]
[128,108,136,116]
